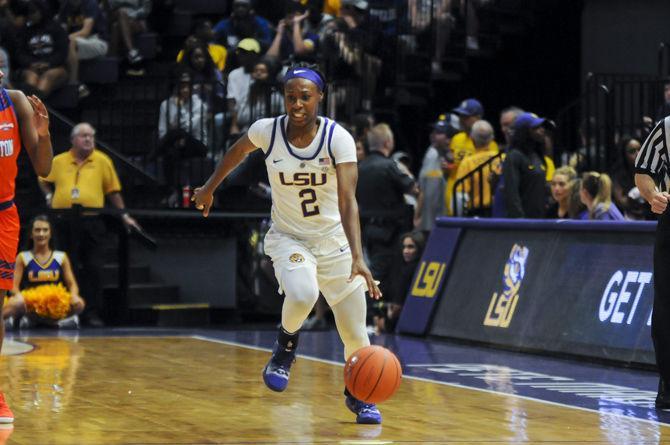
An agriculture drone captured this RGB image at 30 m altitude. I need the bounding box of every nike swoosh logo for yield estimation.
[293,69,307,74]
[273,159,283,164]
[339,245,349,252]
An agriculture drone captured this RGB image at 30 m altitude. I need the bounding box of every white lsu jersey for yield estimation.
[247,115,358,240]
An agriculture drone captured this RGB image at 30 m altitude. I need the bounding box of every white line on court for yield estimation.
[190,334,670,429]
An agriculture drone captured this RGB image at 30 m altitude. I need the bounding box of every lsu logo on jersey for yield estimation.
[279,172,328,187]
[484,244,529,328]
[0,139,13,157]
[28,269,61,283]
[411,261,446,298]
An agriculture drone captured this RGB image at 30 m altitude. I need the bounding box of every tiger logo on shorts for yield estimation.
[289,253,305,263]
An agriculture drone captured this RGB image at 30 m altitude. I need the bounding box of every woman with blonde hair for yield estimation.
[579,171,625,220]
[547,166,580,218]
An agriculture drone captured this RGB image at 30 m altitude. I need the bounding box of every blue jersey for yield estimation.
[19,250,67,290]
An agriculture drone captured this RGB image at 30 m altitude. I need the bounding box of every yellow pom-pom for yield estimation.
[22,284,71,320]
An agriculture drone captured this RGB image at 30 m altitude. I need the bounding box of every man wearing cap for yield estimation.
[213,0,272,50]
[502,112,552,218]
[447,98,498,215]
[227,38,261,136]
[415,116,459,231]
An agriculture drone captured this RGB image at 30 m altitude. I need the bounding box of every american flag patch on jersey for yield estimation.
[318,157,331,166]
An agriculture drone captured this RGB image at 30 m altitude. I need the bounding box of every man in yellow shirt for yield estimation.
[39,122,139,326]
[455,120,500,215]
[446,98,498,215]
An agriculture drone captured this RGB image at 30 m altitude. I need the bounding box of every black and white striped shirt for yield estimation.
[635,117,670,192]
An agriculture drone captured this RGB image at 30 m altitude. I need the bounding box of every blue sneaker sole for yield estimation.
[345,396,382,424]
[356,415,382,425]
[262,364,288,392]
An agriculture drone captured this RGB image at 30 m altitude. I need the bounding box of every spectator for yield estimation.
[499,106,523,148]
[408,0,452,76]
[14,0,69,98]
[579,171,624,221]
[227,38,261,135]
[415,116,458,231]
[610,136,653,220]
[58,0,109,98]
[447,98,498,215]
[155,71,209,198]
[0,47,9,88]
[107,0,151,69]
[177,20,227,72]
[266,2,321,65]
[0,0,19,88]
[38,122,140,326]
[357,123,418,286]
[321,0,383,110]
[491,106,524,218]
[546,166,580,218]
[213,0,272,50]
[502,112,550,218]
[247,58,283,122]
[3,215,85,329]
[0,0,27,29]
[177,41,225,103]
[376,230,425,333]
[455,119,500,216]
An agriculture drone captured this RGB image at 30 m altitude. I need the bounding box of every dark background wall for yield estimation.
[581,0,670,78]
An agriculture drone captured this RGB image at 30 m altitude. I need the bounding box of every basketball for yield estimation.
[344,345,402,404]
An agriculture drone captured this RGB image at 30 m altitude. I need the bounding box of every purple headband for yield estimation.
[283,68,325,91]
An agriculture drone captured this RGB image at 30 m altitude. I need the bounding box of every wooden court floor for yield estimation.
[0,335,669,444]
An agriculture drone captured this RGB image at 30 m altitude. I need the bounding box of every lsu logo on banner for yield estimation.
[411,261,446,298]
[484,244,529,328]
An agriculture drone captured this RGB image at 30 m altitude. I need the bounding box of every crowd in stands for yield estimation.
[0,0,662,331]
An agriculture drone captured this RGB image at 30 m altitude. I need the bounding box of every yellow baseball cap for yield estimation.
[237,38,261,54]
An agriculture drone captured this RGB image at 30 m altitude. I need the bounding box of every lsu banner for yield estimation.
[402,218,658,365]
[396,226,461,335]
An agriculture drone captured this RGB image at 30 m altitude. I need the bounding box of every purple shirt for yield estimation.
[579,203,625,221]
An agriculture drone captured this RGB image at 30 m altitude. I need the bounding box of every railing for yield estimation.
[554,72,662,174]
[451,151,504,217]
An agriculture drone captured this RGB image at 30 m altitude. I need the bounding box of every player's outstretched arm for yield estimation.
[10,91,52,177]
[192,133,258,217]
[336,161,382,300]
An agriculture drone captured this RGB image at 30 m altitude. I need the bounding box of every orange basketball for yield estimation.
[344,345,402,404]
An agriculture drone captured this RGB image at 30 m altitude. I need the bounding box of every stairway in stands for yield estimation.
[101,242,210,327]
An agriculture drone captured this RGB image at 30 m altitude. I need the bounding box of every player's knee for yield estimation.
[284,282,319,312]
[72,298,85,314]
[282,269,319,307]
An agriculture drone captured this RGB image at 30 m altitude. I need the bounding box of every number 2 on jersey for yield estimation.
[299,188,320,217]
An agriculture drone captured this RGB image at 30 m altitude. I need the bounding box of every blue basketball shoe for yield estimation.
[262,342,296,392]
[344,389,382,424]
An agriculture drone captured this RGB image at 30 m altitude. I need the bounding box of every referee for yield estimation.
[635,117,670,409]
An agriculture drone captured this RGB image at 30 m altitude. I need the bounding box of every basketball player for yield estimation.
[193,63,384,424]
[0,68,54,423]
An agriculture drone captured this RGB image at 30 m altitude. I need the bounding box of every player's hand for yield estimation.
[348,257,382,300]
[651,192,670,214]
[192,186,214,217]
[27,95,50,136]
